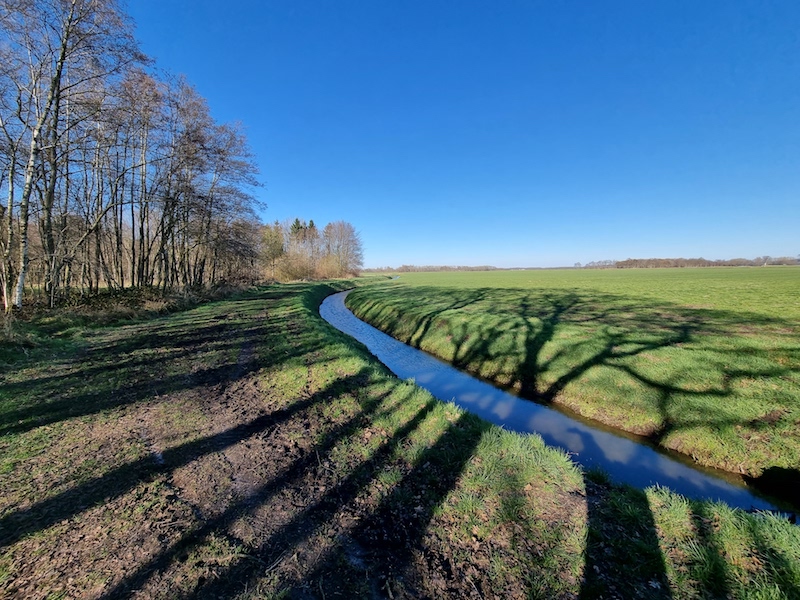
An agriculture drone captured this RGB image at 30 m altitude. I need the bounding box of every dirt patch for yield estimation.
[750,408,788,426]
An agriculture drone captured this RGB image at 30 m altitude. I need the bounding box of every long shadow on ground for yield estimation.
[347,285,800,506]
[0,289,313,437]
[0,370,370,549]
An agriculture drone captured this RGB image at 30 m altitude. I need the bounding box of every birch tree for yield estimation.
[0,0,142,310]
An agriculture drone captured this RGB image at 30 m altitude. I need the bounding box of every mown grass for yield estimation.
[346,268,800,484]
[0,278,798,598]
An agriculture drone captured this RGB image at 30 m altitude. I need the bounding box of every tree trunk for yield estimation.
[12,0,76,309]
[2,161,15,313]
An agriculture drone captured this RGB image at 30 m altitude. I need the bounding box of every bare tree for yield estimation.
[322,220,363,277]
[1,1,267,309]
[0,0,142,310]
[271,219,363,280]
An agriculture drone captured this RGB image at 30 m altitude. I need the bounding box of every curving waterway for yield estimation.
[321,290,780,512]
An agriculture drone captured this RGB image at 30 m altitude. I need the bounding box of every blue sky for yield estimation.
[128,1,800,268]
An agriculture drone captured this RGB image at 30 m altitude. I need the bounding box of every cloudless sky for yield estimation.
[127,1,800,268]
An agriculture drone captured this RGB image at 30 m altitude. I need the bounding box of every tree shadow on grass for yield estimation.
[6,284,798,598]
[98,376,400,597]
[686,503,733,599]
[3,285,500,598]
[100,384,456,598]
[745,508,800,596]
[324,411,492,598]
[349,285,800,509]
[0,290,322,437]
[573,423,672,599]
[580,476,673,600]
[171,412,493,599]
[0,369,370,549]
[0,286,358,549]
[342,284,800,595]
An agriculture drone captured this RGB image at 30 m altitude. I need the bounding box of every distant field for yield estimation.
[347,267,800,479]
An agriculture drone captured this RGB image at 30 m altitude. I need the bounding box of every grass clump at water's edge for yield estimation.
[346,268,800,483]
[0,278,797,599]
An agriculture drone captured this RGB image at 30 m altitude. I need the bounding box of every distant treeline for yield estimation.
[364,256,799,273]
[583,256,799,269]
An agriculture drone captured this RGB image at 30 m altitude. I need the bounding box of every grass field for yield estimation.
[346,268,800,485]
[1,281,798,598]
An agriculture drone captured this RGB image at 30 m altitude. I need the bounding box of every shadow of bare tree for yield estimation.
[347,285,800,491]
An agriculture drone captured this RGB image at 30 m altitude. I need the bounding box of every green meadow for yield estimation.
[1,280,799,597]
[347,268,800,481]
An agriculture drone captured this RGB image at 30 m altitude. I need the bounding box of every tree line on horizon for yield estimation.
[363,255,799,273]
[580,256,799,269]
[364,265,499,273]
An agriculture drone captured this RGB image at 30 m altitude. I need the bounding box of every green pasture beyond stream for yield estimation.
[347,267,800,484]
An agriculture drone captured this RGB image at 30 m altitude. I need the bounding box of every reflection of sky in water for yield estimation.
[321,291,776,511]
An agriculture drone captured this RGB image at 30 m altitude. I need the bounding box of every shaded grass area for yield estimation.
[0,284,259,373]
[0,280,798,598]
[346,269,800,483]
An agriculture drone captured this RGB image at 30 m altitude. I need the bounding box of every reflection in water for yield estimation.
[321,291,777,512]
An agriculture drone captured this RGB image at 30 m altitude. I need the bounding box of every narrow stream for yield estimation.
[321,290,780,512]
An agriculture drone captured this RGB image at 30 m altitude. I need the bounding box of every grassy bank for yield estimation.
[346,269,800,483]
[0,281,798,598]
